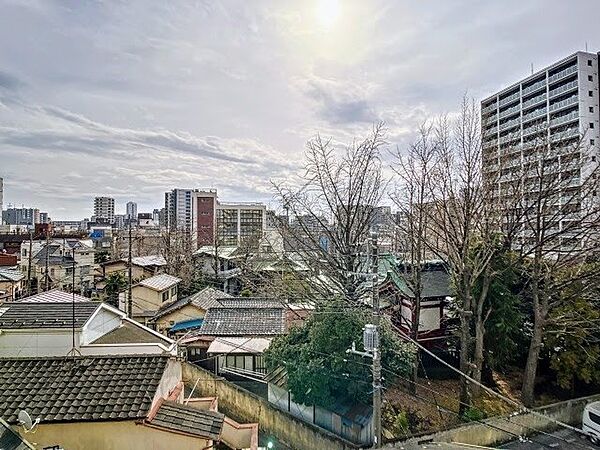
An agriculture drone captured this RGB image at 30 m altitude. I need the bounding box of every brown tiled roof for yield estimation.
[148,401,224,440]
[0,355,169,424]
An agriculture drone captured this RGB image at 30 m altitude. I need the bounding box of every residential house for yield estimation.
[0,268,24,301]
[0,298,176,357]
[124,273,181,325]
[194,245,243,293]
[150,286,232,336]
[0,355,258,450]
[13,288,89,303]
[186,299,287,379]
[95,254,166,292]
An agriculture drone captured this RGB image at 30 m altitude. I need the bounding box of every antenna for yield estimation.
[586,41,588,52]
[530,63,533,75]
[18,410,40,433]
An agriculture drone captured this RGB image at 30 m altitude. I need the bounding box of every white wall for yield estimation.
[82,307,121,345]
[0,330,80,357]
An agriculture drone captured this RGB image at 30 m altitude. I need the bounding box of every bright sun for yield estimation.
[315,0,340,30]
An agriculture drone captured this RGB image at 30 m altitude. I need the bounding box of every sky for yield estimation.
[1,0,599,220]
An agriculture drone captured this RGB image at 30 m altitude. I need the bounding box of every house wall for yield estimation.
[0,279,23,300]
[182,362,359,450]
[80,343,172,356]
[82,307,121,344]
[155,304,206,334]
[15,420,210,450]
[104,262,149,281]
[0,330,80,357]
[131,285,162,314]
[151,359,183,406]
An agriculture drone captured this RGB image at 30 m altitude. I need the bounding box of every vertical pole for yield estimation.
[27,230,33,295]
[44,231,50,291]
[127,219,133,318]
[72,249,76,352]
[371,232,382,448]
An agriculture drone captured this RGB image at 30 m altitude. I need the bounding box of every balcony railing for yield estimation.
[522,107,547,123]
[499,104,520,120]
[499,118,520,132]
[484,126,498,136]
[522,79,546,96]
[548,64,577,83]
[523,93,547,109]
[499,92,520,107]
[550,127,579,142]
[499,132,520,145]
[523,123,547,138]
[550,111,579,128]
[549,95,578,113]
[549,80,578,99]
[482,103,497,115]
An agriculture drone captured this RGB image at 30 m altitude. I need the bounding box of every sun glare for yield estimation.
[316,0,340,30]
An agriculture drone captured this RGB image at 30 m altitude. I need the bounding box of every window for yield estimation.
[589,90,594,97]
[588,60,593,67]
[591,139,595,145]
[170,287,177,298]
[592,156,597,162]
[589,75,594,82]
[591,123,595,129]
[590,411,600,426]
[591,107,595,113]
[162,291,169,302]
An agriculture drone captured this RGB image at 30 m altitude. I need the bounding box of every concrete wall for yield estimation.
[386,394,600,449]
[16,419,211,450]
[182,362,359,450]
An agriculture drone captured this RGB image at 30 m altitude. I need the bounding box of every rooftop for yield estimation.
[15,289,89,303]
[130,255,167,267]
[0,268,24,282]
[0,301,100,329]
[148,400,224,440]
[0,355,169,424]
[138,274,181,291]
[91,320,173,346]
[199,307,286,336]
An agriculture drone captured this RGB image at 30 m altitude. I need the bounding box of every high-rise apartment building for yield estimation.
[93,197,115,223]
[0,177,3,225]
[192,190,217,245]
[215,202,266,246]
[481,51,600,247]
[2,207,40,226]
[164,189,194,231]
[126,201,138,220]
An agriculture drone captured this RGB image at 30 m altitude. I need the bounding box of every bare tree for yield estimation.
[273,123,387,306]
[391,122,438,389]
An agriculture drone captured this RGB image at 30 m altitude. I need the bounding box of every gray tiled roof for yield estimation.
[0,302,100,329]
[151,287,232,321]
[0,355,169,424]
[15,289,89,303]
[216,298,283,309]
[149,401,224,440]
[138,274,181,291]
[199,307,286,336]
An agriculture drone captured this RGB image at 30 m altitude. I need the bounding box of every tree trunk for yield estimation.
[522,278,545,407]
[458,308,472,415]
[472,272,491,396]
[410,293,421,393]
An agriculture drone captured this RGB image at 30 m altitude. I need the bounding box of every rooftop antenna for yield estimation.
[66,247,81,358]
[530,63,534,75]
[18,410,40,433]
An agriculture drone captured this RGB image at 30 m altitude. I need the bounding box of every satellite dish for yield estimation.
[17,410,40,432]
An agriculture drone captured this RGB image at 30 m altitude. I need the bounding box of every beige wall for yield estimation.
[155,304,207,333]
[132,285,162,314]
[17,419,211,450]
[104,262,149,281]
[0,279,23,300]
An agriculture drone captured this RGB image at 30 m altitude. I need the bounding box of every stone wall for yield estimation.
[182,362,359,450]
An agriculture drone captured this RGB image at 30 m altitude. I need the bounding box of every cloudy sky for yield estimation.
[1,0,599,219]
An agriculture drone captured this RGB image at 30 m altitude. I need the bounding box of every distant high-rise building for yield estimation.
[0,177,3,225]
[164,189,194,231]
[39,212,49,224]
[215,202,266,246]
[481,51,600,249]
[93,197,115,223]
[152,208,160,224]
[2,207,40,225]
[126,201,137,220]
[192,190,218,246]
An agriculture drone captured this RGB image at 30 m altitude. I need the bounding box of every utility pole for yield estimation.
[347,232,381,448]
[27,230,33,295]
[44,230,50,291]
[127,219,133,318]
[370,232,382,449]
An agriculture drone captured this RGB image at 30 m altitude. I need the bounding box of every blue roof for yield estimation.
[170,318,203,332]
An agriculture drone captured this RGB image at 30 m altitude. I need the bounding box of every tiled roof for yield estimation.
[16,289,89,303]
[91,320,173,346]
[152,287,232,321]
[0,268,24,282]
[0,355,169,424]
[138,274,181,291]
[199,307,286,336]
[149,401,224,440]
[0,302,99,329]
[131,255,167,267]
[216,298,283,309]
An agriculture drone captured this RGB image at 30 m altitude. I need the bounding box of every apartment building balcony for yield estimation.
[522,79,547,96]
[550,111,579,128]
[499,132,520,145]
[548,64,578,84]
[549,95,579,113]
[522,107,547,123]
[523,93,547,109]
[550,127,579,143]
[499,104,521,120]
[523,123,547,138]
[484,125,498,136]
[549,80,578,99]
[482,103,498,115]
[499,117,520,132]
[499,92,520,107]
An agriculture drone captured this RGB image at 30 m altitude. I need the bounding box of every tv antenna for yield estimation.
[18,410,40,433]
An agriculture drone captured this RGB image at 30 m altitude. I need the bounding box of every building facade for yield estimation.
[0,177,3,225]
[2,207,40,225]
[93,197,115,223]
[164,189,194,231]
[126,201,138,220]
[216,202,266,246]
[481,51,600,248]
[192,190,217,246]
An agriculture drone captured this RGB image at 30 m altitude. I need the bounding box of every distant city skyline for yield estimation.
[1,1,599,219]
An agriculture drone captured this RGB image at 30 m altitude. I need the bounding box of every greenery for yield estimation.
[265,299,415,409]
[461,407,487,422]
[104,272,127,307]
[94,250,110,264]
